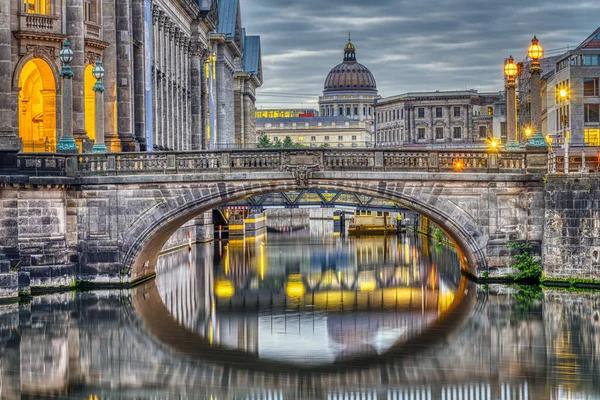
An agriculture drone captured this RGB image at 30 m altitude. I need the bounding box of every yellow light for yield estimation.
[453,160,464,171]
[285,279,305,299]
[546,135,553,145]
[215,280,234,298]
[359,279,376,292]
[490,140,498,148]
[528,36,543,61]
[525,128,532,137]
[560,89,568,99]
[503,56,518,78]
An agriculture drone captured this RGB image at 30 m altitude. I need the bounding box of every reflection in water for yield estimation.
[156,228,462,366]
[0,229,600,397]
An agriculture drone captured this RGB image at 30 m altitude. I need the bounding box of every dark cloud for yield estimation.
[240,0,598,109]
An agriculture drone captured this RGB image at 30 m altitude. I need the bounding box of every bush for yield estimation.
[507,242,542,282]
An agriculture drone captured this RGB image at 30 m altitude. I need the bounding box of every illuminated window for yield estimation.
[298,136,304,141]
[488,107,493,115]
[453,127,462,139]
[435,127,444,139]
[584,129,600,146]
[23,0,50,14]
[418,108,424,118]
[417,128,425,139]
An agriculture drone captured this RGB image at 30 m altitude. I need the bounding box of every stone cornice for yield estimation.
[13,31,66,43]
[85,38,110,51]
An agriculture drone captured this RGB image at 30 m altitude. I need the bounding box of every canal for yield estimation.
[0,224,599,398]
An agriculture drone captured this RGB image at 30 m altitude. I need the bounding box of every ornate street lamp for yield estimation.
[559,88,569,173]
[56,39,79,153]
[504,55,519,150]
[526,36,548,148]
[91,59,107,153]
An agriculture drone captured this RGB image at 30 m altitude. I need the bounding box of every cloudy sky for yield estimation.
[240,0,598,110]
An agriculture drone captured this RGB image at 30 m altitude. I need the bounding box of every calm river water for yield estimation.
[0,223,599,399]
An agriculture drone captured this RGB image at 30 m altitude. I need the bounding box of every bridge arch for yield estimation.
[122,179,485,282]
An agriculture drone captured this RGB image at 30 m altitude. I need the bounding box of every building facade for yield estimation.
[318,38,379,122]
[0,0,261,161]
[255,108,319,119]
[519,28,600,148]
[375,90,504,147]
[256,116,373,148]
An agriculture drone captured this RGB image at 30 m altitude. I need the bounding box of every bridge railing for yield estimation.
[13,148,540,177]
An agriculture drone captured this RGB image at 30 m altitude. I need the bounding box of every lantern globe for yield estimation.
[92,59,105,80]
[59,40,74,64]
[504,56,518,78]
[528,36,543,61]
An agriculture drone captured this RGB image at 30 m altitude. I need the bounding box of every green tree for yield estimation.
[282,136,294,148]
[318,143,331,148]
[507,242,542,282]
[273,139,283,148]
[257,135,272,148]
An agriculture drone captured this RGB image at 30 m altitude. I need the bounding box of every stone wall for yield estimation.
[161,213,214,253]
[543,175,600,280]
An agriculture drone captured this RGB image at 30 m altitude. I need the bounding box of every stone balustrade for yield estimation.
[18,13,61,35]
[10,148,544,178]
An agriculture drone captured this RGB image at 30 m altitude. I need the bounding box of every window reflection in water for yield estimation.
[156,221,462,365]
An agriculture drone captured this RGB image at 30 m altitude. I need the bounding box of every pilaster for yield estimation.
[101,0,121,152]
[66,0,88,146]
[0,0,20,161]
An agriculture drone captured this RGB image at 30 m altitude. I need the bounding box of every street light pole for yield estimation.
[56,39,79,154]
[504,56,519,150]
[560,89,569,174]
[526,36,547,147]
[91,59,107,153]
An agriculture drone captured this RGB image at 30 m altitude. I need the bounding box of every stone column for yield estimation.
[132,0,146,150]
[428,106,433,143]
[91,73,106,153]
[190,46,202,150]
[102,0,120,152]
[0,0,20,158]
[164,23,172,149]
[216,45,235,148]
[505,79,519,150]
[116,0,137,151]
[66,0,88,147]
[447,105,452,141]
[243,84,256,146]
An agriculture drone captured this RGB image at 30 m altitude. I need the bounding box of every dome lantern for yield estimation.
[324,36,377,93]
[343,32,356,62]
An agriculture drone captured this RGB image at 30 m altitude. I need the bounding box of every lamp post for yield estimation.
[559,88,569,173]
[504,56,519,150]
[546,135,556,173]
[526,36,547,148]
[91,59,107,153]
[56,39,79,154]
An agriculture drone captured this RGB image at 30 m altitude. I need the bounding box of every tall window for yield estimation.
[354,107,358,116]
[585,104,600,123]
[479,126,487,138]
[24,0,50,14]
[418,108,425,118]
[453,127,462,139]
[346,107,351,116]
[339,107,343,116]
[85,0,99,22]
[584,78,599,97]
[454,107,461,117]
[435,127,444,139]
[435,107,442,118]
[585,129,600,146]
[417,128,425,139]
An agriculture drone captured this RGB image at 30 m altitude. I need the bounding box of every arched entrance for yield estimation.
[84,63,96,144]
[18,58,57,152]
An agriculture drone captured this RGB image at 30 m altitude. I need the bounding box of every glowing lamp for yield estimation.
[285,280,305,299]
[528,36,543,61]
[490,140,498,149]
[59,39,74,65]
[546,135,553,145]
[503,56,518,78]
[92,59,105,81]
[215,280,235,298]
[525,128,532,137]
[559,89,568,99]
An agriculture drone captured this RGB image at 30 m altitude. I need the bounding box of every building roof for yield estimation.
[243,35,261,75]
[217,0,238,38]
[379,90,481,104]
[577,27,600,50]
[324,40,377,93]
[257,116,356,125]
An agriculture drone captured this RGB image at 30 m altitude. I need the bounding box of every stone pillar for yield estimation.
[428,106,433,143]
[41,90,57,149]
[505,80,519,150]
[447,105,452,141]
[190,45,204,150]
[116,0,137,151]
[216,45,235,148]
[164,23,171,149]
[66,0,87,146]
[243,84,256,146]
[132,0,146,150]
[0,0,20,160]
[91,76,106,153]
[102,0,120,152]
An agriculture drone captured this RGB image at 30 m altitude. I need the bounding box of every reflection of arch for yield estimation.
[123,182,484,282]
[18,58,57,152]
[84,64,96,142]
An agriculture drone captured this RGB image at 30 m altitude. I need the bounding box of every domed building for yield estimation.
[319,37,379,121]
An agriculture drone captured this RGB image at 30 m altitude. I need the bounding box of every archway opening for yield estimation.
[18,58,57,152]
[84,63,97,144]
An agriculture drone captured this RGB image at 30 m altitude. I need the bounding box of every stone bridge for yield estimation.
[0,148,598,291]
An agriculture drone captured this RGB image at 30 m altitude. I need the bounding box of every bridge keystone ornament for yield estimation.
[285,164,320,188]
[281,151,322,188]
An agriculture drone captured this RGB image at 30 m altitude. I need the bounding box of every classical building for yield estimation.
[375,90,504,147]
[256,116,373,148]
[0,0,262,161]
[318,37,379,122]
[521,28,600,148]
